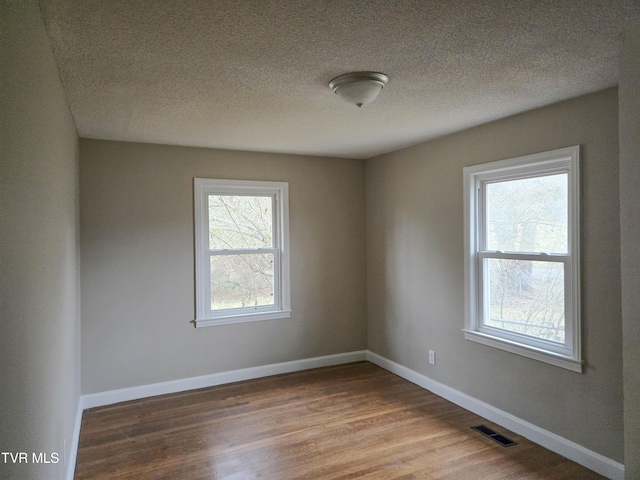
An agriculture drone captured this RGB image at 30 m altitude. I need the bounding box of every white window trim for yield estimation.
[194,178,291,328]
[463,146,582,372]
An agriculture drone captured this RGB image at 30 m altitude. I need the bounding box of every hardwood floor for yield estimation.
[75,362,605,479]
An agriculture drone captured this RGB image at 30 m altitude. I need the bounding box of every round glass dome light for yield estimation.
[329,72,389,107]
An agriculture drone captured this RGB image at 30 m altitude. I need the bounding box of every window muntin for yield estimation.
[464,146,581,371]
[194,179,290,327]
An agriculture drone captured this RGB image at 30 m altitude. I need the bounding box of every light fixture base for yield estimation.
[329,71,389,107]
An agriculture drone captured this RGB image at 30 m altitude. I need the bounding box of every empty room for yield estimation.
[2,1,639,479]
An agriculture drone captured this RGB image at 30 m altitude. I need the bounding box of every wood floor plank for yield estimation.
[74,362,605,479]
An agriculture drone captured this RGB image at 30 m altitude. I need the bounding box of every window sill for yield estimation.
[463,329,583,373]
[195,310,291,328]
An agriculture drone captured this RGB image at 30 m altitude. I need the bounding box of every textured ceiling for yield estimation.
[39,0,639,159]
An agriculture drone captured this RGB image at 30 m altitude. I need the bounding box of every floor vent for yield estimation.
[471,425,518,447]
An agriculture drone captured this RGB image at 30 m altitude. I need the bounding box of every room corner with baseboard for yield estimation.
[3,1,639,479]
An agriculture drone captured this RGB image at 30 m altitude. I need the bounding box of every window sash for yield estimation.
[207,193,276,250]
[476,252,573,356]
[477,170,571,255]
[205,193,280,318]
[207,248,280,317]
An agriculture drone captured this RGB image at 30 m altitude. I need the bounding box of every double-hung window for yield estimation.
[463,146,581,371]
[194,178,291,327]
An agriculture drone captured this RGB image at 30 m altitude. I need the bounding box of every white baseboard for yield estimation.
[366,351,624,480]
[82,350,367,409]
[66,395,83,480]
[76,350,623,480]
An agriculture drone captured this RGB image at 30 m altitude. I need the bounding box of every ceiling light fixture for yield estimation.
[329,71,389,107]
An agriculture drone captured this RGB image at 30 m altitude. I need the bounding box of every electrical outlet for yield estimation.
[428,350,436,365]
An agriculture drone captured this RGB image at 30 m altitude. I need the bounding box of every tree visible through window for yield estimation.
[194,179,290,327]
[208,195,275,310]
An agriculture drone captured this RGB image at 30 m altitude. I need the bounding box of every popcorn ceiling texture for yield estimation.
[39,0,639,159]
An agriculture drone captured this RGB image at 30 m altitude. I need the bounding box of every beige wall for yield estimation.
[366,89,623,462]
[79,140,367,393]
[2,2,633,474]
[0,1,80,479]
[620,18,640,479]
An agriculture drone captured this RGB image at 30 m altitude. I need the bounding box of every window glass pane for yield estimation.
[486,174,567,253]
[485,259,565,343]
[208,195,273,249]
[210,253,274,310]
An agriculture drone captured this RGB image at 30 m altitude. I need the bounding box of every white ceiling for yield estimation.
[40,0,639,159]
